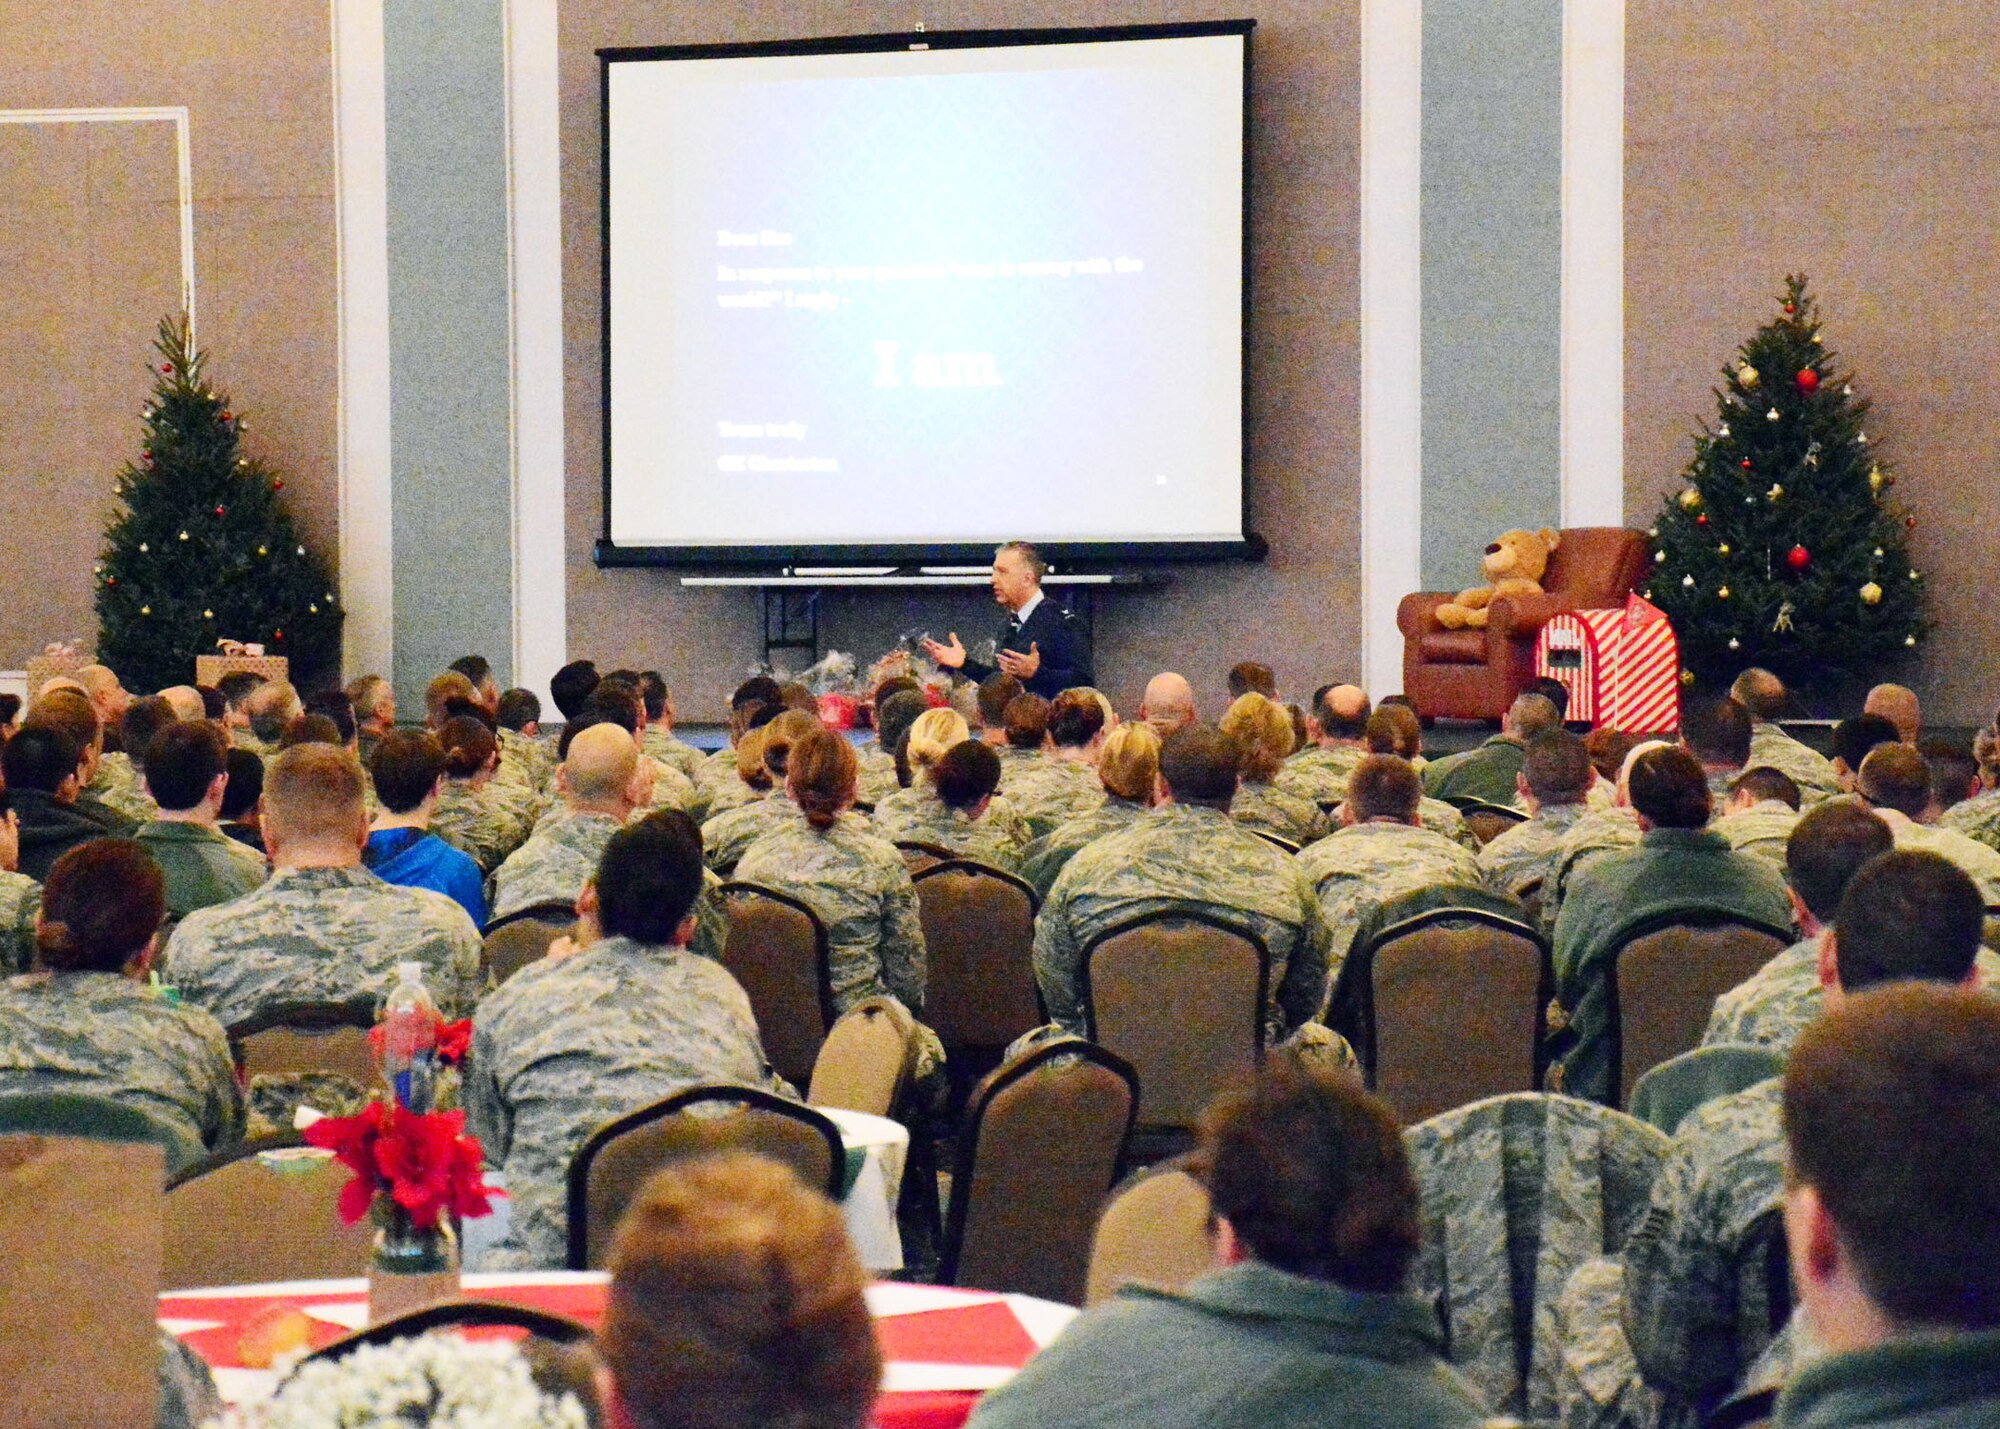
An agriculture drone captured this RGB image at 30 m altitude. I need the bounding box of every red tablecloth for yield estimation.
[160,1273,1064,1429]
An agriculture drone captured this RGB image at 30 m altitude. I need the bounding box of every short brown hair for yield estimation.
[1785,983,2000,1328]
[38,840,165,974]
[1227,661,1277,700]
[425,671,478,726]
[759,709,822,785]
[933,739,1002,810]
[601,1153,879,1429]
[144,720,228,811]
[1002,694,1049,750]
[25,688,100,755]
[1627,746,1711,829]
[1857,743,1930,818]
[975,672,1024,728]
[1832,849,1983,990]
[1522,730,1592,805]
[1046,689,1105,750]
[263,743,366,844]
[1364,705,1421,760]
[1785,802,1893,922]
[1157,724,1240,807]
[438,715,499,779]
[370,728,446,813]
[1346,754,1421,823]
[1198,1055,1419,1292]
[788,727,858,830]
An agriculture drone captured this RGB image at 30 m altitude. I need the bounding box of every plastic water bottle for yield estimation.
[379,961,439,1112]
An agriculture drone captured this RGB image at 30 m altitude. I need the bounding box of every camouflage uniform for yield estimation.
[696,761,760,820]
[488,809,623,922]
[1019,797,1151,899]
[158,1328,226,1429]
[734,808,928,1015]
[855,743,901,808]
[162,864,484,1026]
[90,751,157,824]
[1542,807,1645,933]
[1713,799,1799,881]
[495,727,557,796]
[1230,780,1328,847]
[0,871,42,976]
[1422,735,1526,808]
[430,778,534,874]
[640,756,700,816]
[1938,785,2000,854]
[464,934,791,1269]
[1771,1328,2000,1427]
[1705,938,2000,1053]
[231,729,280,761]
[1035,802,1334,1044]
[0,970,245,1156]
[1274,743,1368,810]
[872,783,1031,872]
[1880,810,2000,902]
[1296,821,1483,974]
[1746,721,1843,805]
[701,790,796,873]
[1478,800,1592,906]
[132,821,267,921]
[639,726,707,781]
[1422,797,1481,852]
[1003,758,1107,840]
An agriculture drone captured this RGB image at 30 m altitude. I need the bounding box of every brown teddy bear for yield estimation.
[1433,528,1561,630]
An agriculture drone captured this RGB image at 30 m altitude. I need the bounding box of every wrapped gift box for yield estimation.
[195,654,289,686]
[1533,594,1682,733]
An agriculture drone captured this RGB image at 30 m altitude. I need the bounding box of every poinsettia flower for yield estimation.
[435,1018,473,1065]
[301,1101,499,1230]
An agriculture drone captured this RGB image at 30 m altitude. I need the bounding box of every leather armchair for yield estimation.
[1398,527,1649,721]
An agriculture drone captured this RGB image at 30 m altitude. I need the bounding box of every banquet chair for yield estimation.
[1457,803,1528,845]
[717,882,837,1089]
[228,995,380,1086]
[808,998,917,1118]
[566,1085,844,1270]
[304,1300,593,1364]
[1084,1156,1215,1307]
[1083,912,1267,1150]
[911,859,1044,1064]
[163,1135,373,1289]
[0,1090,200,1175]
[1610,910,1793,1107]
[895,840,954,875]
[940,1042,1137,1305]
[481,901,576,985]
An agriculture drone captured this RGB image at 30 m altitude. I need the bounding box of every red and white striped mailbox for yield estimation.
[1533,593,1681,733]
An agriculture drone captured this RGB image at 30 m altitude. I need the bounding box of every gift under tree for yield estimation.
[1644,275,1926,693]
[95,316,341,694]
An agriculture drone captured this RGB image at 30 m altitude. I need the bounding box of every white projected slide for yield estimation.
[602,26,1249,556]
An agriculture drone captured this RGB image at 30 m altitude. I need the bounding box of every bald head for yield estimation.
[1864,683,1920,743]
[75,664,128,719]
[1141,673,1196,737]
[159,685,206,721]
[245,680,303,742]
[262,743,368,864]
[1729,667,1788,721]
[1316,685,1371,743]
[563,722,641,808]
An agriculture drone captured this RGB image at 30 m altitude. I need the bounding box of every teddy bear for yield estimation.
[1433,528,1561,630]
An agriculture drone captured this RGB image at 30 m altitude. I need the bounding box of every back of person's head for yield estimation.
[1227,661,1277,700]
[345,674,392,726]
[595,811,705,944]
[1784,983,2000,1330]
[1832,713,1900,773]
[197,685,226,720]
[550,659,600,719]
[974,672,1024,728]
[27,689,100,756]
[1522,730,1592,806]
[1198,1055,1419,1293]
[1925,744,1979,814]
[0,692,22,729]
[1002,694,1050,750]
[635,671,670,721]
[245,679,303,742]
[262,743,366,847]
[733,727,774,789]
[1315,685,1371,741]
[564,722,640,804]
[1832,850,1983,992]
[1221,692,1294,782]
[759,709,822,785]
[1863,682,1920,743]
[496,688,541,731]
[1096,723,1161,801]
[448,654,494,694]
[585,677,643,731]
[1626,746,1711,829]
[1505,692,1562,740]
[1346,754,1422,823]
[1157,724,1240,807]
[220,747,264,821]
[1731,766,1800,810]
[120,696,177,768]
[144,721,227,812]
[216,670,265,715]
[776,682,818,715]
[1046,689,1105,750]
[601,1152,879,1429]
[869,675,920,712]
[1525,676,1571,720]
[303,690,358,745]
[438,715,499,780]
[3,724,80,794]
[933,738,1001,812]
[905,708,971,777]
[423,673,478,729]
[1729,667,1788,721]
[1364,704,1421,760]
[788,727,858,830]
[370,729,446,814]
[36,839,164,974]
[725,699,780,748]
[1787,802,1894,923]
[873,691,929,767]
[280,713,344,750]
[1683,697,1754,767]
[731,675,784,713]
[1585,727,1639,784]
[1857,743,1930,818]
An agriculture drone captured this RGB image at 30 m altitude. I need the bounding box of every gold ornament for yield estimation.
[1728,638,1741,650]
[1859,582,1883,605]
[1718,543,1732,555]
[1682,574,1696,588]
[1857,430,1868,444]
[1767,484,1784,500]
[1766,407,1781,421]
[257,546,268,557]
[140,605,151,616]
[1906,635,1918,647]
[203,608,214,619]
[1868,465,1885,493]
[1717,586,1731,599]
[1655,550,1667,563]
[1679,489,1702,510]
[1737,362,1760,387]
[1812,332,1823,345]
[178,530,190,541]
[1681,669,1698,687]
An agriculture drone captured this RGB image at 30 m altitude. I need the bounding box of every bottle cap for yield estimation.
[397,961,424,982]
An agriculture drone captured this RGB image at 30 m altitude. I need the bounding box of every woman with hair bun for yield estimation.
[701,709,823,874]
[872,715,1030,873]
[430,714,535,873]
[0,839,242,1164]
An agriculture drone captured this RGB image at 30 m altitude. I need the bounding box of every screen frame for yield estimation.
[594,18,1261,570]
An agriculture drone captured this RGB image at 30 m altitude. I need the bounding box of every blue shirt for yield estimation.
[365,828,488,928]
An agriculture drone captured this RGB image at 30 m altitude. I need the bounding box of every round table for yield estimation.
[160,1272,1077,1429]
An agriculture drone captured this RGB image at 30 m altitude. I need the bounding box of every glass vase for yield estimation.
[367,1202,460,1326]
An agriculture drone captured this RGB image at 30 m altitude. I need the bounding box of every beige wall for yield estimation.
[1626,3,2000,723]
[0,2,338,675]
[560,2,1363,721]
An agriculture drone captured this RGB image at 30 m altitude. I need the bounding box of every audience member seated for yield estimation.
[0,840,243,1156]
[1585,727,1641,801]
[1853,743,2000,899]
[1005,689,1108,839]
[344,673,395,764]
[1019,723,1161,897]
[444,654,499,716]
[218,746,265,853]
[215,670,264,748]
[498,682,561,796]
[133,721,267,920]
[635,669,705,781]
[1546,746,1790,1103]
[157,685,205,722]
[1422,691,1561,806]
[696,681,786,817]
[0,806,36,976]
[430,715,534,873]
[995,693,1051,793]
[1730,668,1842,803]
[25,688,133,834]
[117,691,176,785]
[1682,696,1756,805]
[1558,849,1986,1426]
[280,712,345,750]
[1713,766,1804,877]
[1828,714,1899,791]
[1770,982,2000,1427]
[583,676,698,817]
[973,672,1024,747]
[1539,738,1667,932]
[1139,671,1197,740]
[1227,660,1277,701]
[467,812,790,1270]
[1923,743,1978,822]
[1941,711,2000,852]
[966,1057,1493,1429]
[1276,684,1372,811]
[701,710,823,872]
[490,722,643,921]
[874,689,931,791]
[162,743,482,1024]
[1479,729,1596,905]
[424,670,481,732]
[1365,701,1425,769]
[74,663,130,745]
[875,737,1027,873]
[4,725,125,881]
[86,685,162,824]
[597,1153,881,1429]
[365,728,487,927]
[1225,691,1327,846]
[241,678,302,758]
[1297,754,1481,973]
[1861,681,1920,745]
[1033,725,1345,1065]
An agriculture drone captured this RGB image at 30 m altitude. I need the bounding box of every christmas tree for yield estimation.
[96,317,342,693]
[1646,275,1926,692]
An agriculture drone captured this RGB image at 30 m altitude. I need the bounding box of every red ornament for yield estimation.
[160,363,174,375]
[1741,459,1753,469]
[1907,517,1918,529]
[1783,302,1796,314]
[273,629,284,640]
[106,577,116,586]
[1696,514,1709,526]
[142,450,152,461]
[1796,369,1820,393]
[1786,545,1811,570]
[220,411,232,422]
[214,505,225,516]
[272,479,284,491]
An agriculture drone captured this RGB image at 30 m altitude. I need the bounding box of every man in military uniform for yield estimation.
[1537,740,1669,935]
[1478,730,1596,906]
[1681,697,1756,808]
[1853,743,2000,900]
[1275,685,1372,810]
[488,723,640,921]
[83,687,161,825]
[1711,767,1801,879]
[431,729,537,875]
[161,743,483,1026]
[241,679,303,758]
[1546,746,1790,1104]
[1297,754,1483,975]
[1729,668,1842,804]
[466,813,790,1269]
[1137,672,1197,741]
[133,720,268,920]
[922,541,1093,699]
[635,670,707,780]
[1019,724,1159,897]
[1939,735,2000,853]
[346,674,396,767]
[1003,690,1107,839]
[1422,692,1561,808]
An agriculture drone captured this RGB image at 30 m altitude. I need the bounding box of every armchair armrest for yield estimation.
[1398,592,1458,639]
[1485,592,1574,639]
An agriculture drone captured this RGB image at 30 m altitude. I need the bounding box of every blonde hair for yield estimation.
[1097,723,1162,802]
[1220,692,1294,783]
[734,726,774,789]
[904,708,970,777]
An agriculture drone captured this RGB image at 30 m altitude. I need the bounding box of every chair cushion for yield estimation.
[1418,630,1488,665]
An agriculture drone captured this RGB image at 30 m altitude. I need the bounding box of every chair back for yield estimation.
[1459,803,1528,845]
[942,1043,1137,1304]
[481,901,575,985]
[0,1090,201,1175]
[1628,1044,1787,1136]
[1612,912,1792,1106]
[1365,907,1548,1125]
[567,1085,843,1269]
[1084,1158,1215,1306]
[229,996,380,1086]
[717,882,836,1089]
[912,860,1043,1053]
[303,1300,593,1365]
[1083,912,1268,1133]
[163,1137,374,1289]
[1542,526,1649,606]
[808,999,916,1117]
[895,840,954,874]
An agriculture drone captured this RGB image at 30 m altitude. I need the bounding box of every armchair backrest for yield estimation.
[1542,528,1648,607]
